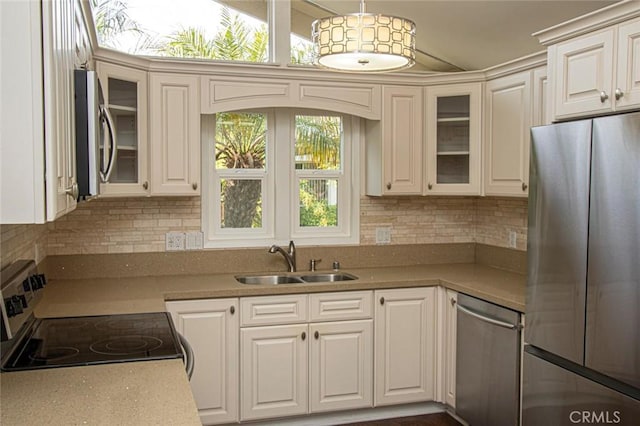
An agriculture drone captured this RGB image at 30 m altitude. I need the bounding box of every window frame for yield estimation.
[202,109,360,248]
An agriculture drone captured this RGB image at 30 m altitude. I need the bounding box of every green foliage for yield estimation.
[157,7,267,62]
[299,188,337,227]
[295,116,341,170]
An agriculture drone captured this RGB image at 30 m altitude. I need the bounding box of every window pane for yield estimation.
[91,0,268,62]
[216,112,267,169]
[295,115,342,170]
[291,0,321,65]
[220,179,262,228]
[299,179,338,227]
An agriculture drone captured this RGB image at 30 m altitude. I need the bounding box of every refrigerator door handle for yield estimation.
[455,301,521,330]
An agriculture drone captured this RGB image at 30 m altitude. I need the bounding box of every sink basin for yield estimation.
[235,272,358,285]
[235,275,304,285]
[298,273,358,283]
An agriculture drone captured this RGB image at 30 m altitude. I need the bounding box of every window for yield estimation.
[90,0,327,66]
[91,0,269,62]
[202,109,359,248]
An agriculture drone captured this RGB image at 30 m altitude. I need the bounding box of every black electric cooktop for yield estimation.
[2,312,183,371]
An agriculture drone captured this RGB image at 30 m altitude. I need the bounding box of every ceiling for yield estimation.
[305,0,619,72]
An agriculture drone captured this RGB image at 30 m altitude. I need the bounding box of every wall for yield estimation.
[1,195,528,266]
[0,223,48,270]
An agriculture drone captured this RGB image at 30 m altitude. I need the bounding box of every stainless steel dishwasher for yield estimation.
[455,293,522,426]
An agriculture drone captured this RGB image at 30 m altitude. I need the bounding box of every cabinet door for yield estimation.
[616,17,640,111]
[484,71,532,197]
[42,0,77,220]
[374,287,436,406]
[150,73,200,195]
[366,86,423,195]
[533,66,551,126]
[166,298,239,425]
[96,62,149,196]
[425,83,481,195]
[553,29,615,119]
[240,324,308,421]
[309,320,373,413]
[443,289,457,408]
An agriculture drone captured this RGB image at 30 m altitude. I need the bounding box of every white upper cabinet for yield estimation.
[96,62,149,196]
[552,29,616,119]
[424,83,482,196]
[366,86,423,196]
[537,3,640,120]
[42,0,79,220]
[616,17,640,110]
[149,73,201,195]
[484,71,533,197]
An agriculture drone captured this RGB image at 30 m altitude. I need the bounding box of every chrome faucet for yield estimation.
[268,240,296,272]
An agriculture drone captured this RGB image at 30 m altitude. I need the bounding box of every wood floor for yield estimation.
[341,412,463,426]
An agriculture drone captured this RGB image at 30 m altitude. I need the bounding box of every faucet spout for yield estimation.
[268,240,297,272]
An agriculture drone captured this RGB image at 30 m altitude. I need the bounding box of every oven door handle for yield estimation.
[177,333,195,380]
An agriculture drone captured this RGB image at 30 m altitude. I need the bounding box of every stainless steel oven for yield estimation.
[1,260,192,376]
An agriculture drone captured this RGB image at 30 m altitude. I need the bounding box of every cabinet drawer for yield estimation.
[241,294,308,326]
[309,291,373,322]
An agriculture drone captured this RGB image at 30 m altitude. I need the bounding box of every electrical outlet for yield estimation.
[375,227,392,244]
[166,232,186,251]
[508,231,517,248]
[185,231,204,250]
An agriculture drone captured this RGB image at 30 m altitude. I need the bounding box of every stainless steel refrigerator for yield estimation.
[523,111,640,425]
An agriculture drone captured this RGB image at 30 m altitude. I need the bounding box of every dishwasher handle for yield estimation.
[454,299,521,330]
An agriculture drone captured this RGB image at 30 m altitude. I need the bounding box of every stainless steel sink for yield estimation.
[298,273,358,283]
[235,275,305,285]
[235,272,358,285]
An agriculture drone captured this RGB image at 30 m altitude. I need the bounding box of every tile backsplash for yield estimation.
[1,195,528,266]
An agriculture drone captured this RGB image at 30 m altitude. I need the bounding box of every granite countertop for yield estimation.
[2,262,524,425]
[1,359,200,426]
[34,263,526,318]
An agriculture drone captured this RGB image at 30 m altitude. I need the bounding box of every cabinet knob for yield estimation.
[301,331,306,341]
[65,183,79,200]
[428,183,433,190]
[386,182,392,190]
[142,181,148,190]
[522,182,528,191]
[314,331,319,339]
[380,297,385,305]
[615,88,624,101]
[450,297,456,307]
[599,91,609,103]
[230,306,235,315]
[192,182,198,190]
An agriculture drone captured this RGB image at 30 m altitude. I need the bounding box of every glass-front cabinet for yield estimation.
[96,62,148,196]
[425,83,482,195]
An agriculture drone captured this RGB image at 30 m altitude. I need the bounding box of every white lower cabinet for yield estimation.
[172,288,444,424]
[443,289,457,408]
[166,298,239,425]
[240,291,374,421]
[240,324,309,421]
[309,320,374,413]
[374,287,437,406]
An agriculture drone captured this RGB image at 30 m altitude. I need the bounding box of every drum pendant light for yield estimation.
[311,0,416,72]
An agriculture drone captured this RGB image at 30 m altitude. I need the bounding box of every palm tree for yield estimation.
[91,0,157,53]
[215,112,266,228]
